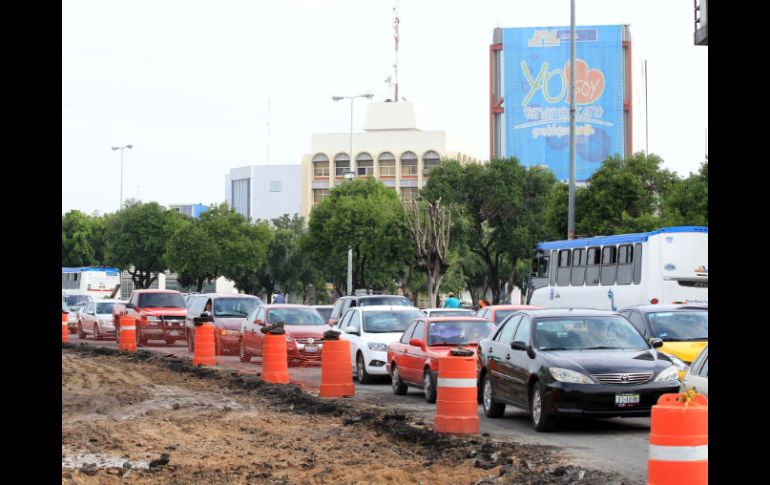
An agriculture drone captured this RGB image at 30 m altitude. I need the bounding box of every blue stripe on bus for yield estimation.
[62,267,121,273]
[536,226,708,250]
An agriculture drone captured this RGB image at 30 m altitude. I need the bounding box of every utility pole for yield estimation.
[567,0,576,240]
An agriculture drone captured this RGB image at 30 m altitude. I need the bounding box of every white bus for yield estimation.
[526,226,707,310]
[62,267,121,299]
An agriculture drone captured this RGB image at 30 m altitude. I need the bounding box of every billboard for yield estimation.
[501,25,627,181]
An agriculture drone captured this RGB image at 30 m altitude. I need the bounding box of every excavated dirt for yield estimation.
[61,344,629,484]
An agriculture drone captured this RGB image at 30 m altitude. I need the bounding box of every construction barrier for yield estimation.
[648,392,708,485]
[261,333,290,384]
[118,316,137,352]
[62,313,69,343]
[434,352,479,435]
[319,337,355,398]
[192,323,216,366]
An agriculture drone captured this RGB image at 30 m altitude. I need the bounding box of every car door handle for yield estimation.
[488,348,493,353]
[505,354,511,360]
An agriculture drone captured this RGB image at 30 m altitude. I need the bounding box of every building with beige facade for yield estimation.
[299,101,479,220]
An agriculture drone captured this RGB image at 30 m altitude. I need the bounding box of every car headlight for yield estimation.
[548,367,594,384]
[368,342,388,352]
[654,365,680,382]
[662,353,690,373]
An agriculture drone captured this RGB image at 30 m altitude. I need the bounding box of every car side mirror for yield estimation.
[409,338,425,349]
[255,319,264,325]
[201,311,212,319]
[510,341,528,351]
[345,326,359,335]
[649,338,664,348]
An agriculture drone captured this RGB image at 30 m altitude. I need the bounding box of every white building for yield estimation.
[225,164,301,222]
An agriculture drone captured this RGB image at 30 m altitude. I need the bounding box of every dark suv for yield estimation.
[327,295,412,326]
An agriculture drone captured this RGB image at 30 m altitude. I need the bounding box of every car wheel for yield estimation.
[423,369,437,403]
[77,322,86,339]
[391,364,408,395]
[239,338,251,363]
[356,353,372,384]
[482,374,506,418]
[530,381,557,432]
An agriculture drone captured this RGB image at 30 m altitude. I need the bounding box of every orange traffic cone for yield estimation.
[434,352,479,435]
[647,392,708,485]
[319,338,355,398]
[261,333,290,384]
[193,323,216,366]
[61,312,69,343]
[118,316,137,352]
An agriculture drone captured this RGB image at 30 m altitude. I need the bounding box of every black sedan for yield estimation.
[477,308,681,431]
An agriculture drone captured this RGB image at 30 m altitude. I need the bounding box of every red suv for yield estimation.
[113,290,187,345]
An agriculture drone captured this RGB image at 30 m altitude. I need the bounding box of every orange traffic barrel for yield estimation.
[118,316,137,352]
[261,333,290,384]
[434,352,479,435]
[319,338,355,398]
[61,313,69,343]
[648,393,708,485]
[193,323,216,366]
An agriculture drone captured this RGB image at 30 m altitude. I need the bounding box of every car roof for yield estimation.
[342,294,408,300]
[263,304,315,309]
[619,304,708,312]
[197,293,261,299]
[313,305,333,308]
[485,305,543,311]
[135,289,182,294]
[423,308,475,312]
[356,305,422,312]
[423,316,494,323]
[515,308,622,318]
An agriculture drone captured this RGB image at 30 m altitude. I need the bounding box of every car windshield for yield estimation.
[95,303,115,314]
[428,321,496,345]
[213,297,261,317]
[138,293,186,308]
[647,311,708,341]
[428,310,475,317]
[268,308,325,325]
[65,295,90,308]
[62,301,70,313]
[315,307,333,321]
[534,316,649,351]
[358,296,411,307]
[363,310,425,333]
[494,310,514,324]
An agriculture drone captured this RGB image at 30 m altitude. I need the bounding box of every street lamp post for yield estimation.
[332,93,373,178]
[111,144,133,210]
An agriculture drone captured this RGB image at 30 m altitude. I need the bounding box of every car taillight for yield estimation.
[650,298,659,304]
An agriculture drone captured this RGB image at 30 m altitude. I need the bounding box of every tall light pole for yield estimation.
[111,144,133,210]
[567,0,576,240]
[332,93,373,177]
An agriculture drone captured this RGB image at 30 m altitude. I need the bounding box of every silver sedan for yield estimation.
[78,300,122,340]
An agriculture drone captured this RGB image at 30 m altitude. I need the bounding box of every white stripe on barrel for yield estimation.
[121,326,136,331]
[437,377,477,388]
[62,322,68,326]
[649,444,708,462]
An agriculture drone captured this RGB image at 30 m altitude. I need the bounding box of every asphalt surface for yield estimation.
[66,333,649,484]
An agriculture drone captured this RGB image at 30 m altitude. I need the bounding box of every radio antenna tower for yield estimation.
[393,0,400,102]
[266,96,271,161]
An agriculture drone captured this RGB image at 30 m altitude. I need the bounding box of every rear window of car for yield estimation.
[363,310,425,333]
[357,296,411,307]
[213,297,261,318]
[96,303,115,314]
[65,295,91,308]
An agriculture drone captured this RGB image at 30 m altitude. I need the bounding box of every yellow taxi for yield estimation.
[617,305,708,379]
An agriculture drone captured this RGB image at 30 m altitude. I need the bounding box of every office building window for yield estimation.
[357,152,374,176]
[379,152,396,176]
[334,153,350,176]
[422,150,440,175]
[231,178,250,219]
[313,188,329,206]
[401,151,418,176]
[313,153,330,177]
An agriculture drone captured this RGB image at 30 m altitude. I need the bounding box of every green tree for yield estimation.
[662,161,708,226]
[166,217,218,292]
[62,210,107,267]
[306,178,412,295]
[104,200,185,289]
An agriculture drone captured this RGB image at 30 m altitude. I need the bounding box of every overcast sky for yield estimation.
[62,0,707,215]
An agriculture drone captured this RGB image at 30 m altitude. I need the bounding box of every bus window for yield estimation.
[549,250,558,286]
[633,243,643,284]
[571,248,586,286]
[557,249,571,286]
[585,247,601,286]
[600,246,617,286]
[538,256,549,278]
[617,244,633,285]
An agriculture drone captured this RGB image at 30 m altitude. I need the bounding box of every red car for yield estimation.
[239,304,327,366]
[387,316,496,403]
[475,304,542,325]
[113,290,187,345]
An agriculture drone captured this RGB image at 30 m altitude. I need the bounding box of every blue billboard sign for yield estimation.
[502,25,625,181]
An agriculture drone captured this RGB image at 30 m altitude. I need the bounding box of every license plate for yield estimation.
[169,331,180,336]
[304,345,318,353]
[615,393,640,407]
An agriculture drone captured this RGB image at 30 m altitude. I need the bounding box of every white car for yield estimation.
[422,308,477,318]
[77,299,121,340]
[335,305,425,383]
[681,346,708,399]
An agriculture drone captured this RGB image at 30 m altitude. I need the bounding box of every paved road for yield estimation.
[66,334,648,484]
